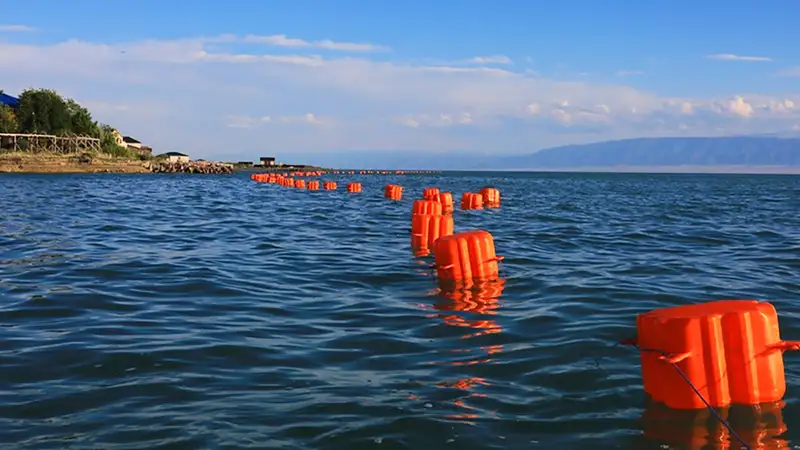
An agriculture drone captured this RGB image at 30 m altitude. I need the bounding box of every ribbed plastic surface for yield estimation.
[411,214,454,251]
[432,230,501,284]
[637,299,790,409]
[460,192,483,210]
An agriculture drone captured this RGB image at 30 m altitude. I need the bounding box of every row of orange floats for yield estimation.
[251,169,799,441]
[384,185,501,211]
[394,181,799,447]
[255,169,440,178]
[251,172,361,192]
[401,185,504,290]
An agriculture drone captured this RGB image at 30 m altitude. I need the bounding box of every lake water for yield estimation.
[1,171,799,449]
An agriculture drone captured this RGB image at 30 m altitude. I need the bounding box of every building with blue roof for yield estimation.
[0,92,20,109]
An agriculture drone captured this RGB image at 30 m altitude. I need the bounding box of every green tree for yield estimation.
[9,87,139,157]
[0,105,18,133]
[65,99,100,137]
[15,88,71,135]
[14,89,101,137]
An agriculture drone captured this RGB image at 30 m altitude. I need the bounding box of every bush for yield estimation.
[97,123,141,159]
[0,105,18,133]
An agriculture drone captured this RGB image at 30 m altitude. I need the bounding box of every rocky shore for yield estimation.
[147,161,234,174]
[0,153,234,174]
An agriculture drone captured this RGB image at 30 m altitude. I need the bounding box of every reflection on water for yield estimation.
[424,280,506,421]
[638,399,789,449]
[411,234,431,257]
[433,280,505,340]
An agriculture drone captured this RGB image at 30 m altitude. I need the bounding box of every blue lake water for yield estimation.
[1,171,799,449]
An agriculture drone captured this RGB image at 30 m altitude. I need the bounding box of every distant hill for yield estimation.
[494,136,800,170]
[257,136,800,171]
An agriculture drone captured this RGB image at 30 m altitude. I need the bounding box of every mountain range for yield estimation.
[492,136,800,171]
[282,135,800,172]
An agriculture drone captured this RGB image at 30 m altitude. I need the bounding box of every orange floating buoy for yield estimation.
[323,181,338,190]
[385,184,403,200]
[411,199,443,216]
[480,187,501,207]
[294,179,306,189]
[307,180,320,191]
[438,192,454,214]
[432,230,503,286]
[626,300,800,410]
[347,182,362,193]
[423,188,440,200]
[411,213,454,254]
[461,192,483,210]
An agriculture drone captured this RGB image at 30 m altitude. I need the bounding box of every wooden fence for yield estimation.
[0,133,102,154]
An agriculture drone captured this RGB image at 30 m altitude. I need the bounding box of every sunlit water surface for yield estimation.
[1,171,799,449]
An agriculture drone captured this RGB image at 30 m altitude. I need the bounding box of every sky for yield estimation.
[1,0,799,166]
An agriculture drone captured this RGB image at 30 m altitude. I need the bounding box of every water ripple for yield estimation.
[0,171,799,449]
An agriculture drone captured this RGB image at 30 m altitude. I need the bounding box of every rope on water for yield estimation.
[619,339,751,450]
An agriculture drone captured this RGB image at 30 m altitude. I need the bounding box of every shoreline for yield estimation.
[0,153,233,174]
[0,153,150,174]
[5,153,800,175]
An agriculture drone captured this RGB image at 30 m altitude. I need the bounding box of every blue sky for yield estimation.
[2,0,799,165]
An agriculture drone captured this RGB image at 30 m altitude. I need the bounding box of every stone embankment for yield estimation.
[0,153,236,174]
[0,153,149,173]
[146,161,234,174]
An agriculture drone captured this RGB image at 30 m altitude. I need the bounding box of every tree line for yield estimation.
[0,88,137,157]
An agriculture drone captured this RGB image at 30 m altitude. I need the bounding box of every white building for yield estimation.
[164,152,190,163]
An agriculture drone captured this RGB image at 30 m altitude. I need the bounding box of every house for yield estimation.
[0,92,19,109]
[122,136,142,149]
[260,156,276,167]
[164,152,190,163]
[110,129,126,146]
[118,134,153,156]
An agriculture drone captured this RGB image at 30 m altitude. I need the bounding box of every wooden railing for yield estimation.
[0,133,102,153]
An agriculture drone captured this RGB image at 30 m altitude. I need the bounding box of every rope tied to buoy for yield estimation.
[619,338,750,450]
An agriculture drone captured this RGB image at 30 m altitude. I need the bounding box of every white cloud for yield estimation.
[225,115,272,128]
[281,113,322,125]
[241,34,389,52]
[0,24,35,32]
[225,113,323,128]
[0,33,797,159]
[551,108,571,125]
[706,53,773,62]
[726,96,754,117]
[761,99,795,113]
[464,55,513,65]
[394,112,475,128]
